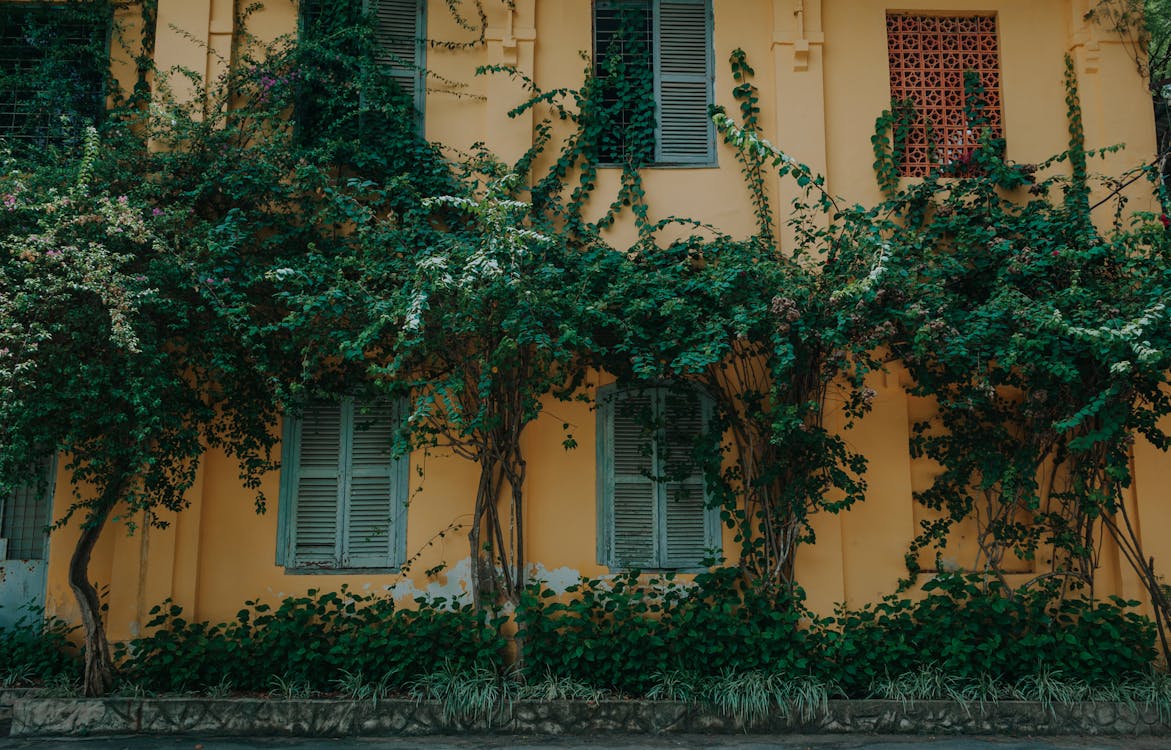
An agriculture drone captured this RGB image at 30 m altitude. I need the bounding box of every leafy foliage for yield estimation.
[0,617,79,686]
[828,574,1156,696]
[340,168,586,605]
[859,54,1171,661]
[118,588,505,694]
[0,0,456,693]
[517,568,1154,699]
[710,46,1171,661]
[7,574,1159,705]
[517,567,823,695]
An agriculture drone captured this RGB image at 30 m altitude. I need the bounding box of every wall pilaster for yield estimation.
[770,0,829,252]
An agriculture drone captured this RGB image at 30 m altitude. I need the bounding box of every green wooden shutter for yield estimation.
[599,385,717,570]
[653,0,714,164]
[291,402,344,567]
[603,389,659,568]
[659,390,712,568]
[342,400,399,567]
[369,0,425,124]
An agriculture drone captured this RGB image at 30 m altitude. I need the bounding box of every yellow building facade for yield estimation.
[1,0,1165,641]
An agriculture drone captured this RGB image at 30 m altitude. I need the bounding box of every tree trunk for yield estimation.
[468,463,489,608]
[68,482,123,697]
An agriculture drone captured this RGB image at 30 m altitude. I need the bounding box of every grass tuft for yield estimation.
[409,660,513,725]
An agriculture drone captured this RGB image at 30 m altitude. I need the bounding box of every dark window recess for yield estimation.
[0,458,53,561]
[0,5,106,150]
[594,1,654,164]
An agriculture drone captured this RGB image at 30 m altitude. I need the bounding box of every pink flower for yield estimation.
[151,208,164,217]
[3,194,16,209]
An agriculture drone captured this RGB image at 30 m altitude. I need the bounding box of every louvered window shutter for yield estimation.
[659,390,711,568]
[291,402,345,567]
[279,399,407,570]
[603,390,659,568]
[599,386,717,570]
[653,0,714,164]
[369,0,425,121]
[342,400,399,568]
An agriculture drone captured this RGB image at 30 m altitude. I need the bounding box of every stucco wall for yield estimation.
[40,0,1167,639]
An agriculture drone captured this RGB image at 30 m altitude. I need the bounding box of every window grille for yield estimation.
[0,6,105,148]
[886,13,1003,176]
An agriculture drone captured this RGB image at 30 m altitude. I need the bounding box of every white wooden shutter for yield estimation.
[654,0,714,164]
[292,402,344,566]
[370,0,425,118]
[607,390,659,568]
[659,391,710,567]
[342,400,398,567]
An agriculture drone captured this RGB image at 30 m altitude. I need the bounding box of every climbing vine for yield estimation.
[871,98,914,198]
[862,54,1171,663]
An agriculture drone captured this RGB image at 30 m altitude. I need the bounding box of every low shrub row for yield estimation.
[0,570,1158,698]
[116,587,505,694]
[520,568,1156,697]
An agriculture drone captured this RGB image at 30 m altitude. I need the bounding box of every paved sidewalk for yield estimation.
[2,736,1170,750]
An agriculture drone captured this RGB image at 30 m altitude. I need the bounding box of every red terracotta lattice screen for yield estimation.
[886,13,1003,176]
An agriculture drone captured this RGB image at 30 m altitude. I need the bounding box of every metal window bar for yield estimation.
[594,0,654,164]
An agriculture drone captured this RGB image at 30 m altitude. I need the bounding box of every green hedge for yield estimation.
[517,567,817,695]
[117,587,506,693]
[826,575,1155,695]
[3,571,1157,696]
[517,569,1156,696]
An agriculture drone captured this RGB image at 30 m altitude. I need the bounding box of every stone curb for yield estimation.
[8,698,1171,738]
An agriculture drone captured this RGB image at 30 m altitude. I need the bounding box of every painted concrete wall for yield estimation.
[37,0,1168,640]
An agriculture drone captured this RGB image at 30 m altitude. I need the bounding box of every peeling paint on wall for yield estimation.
[525,563,583,594]
[387,556,474,605]
[381,558,589,605]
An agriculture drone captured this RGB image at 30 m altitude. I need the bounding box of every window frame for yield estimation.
[276,397,410,574]
[884,11,1004,178]
[0,456,55,562]
[592,0,716,168]
[595,383,721,571]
